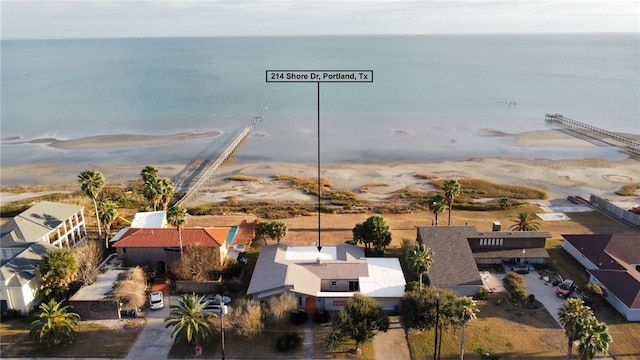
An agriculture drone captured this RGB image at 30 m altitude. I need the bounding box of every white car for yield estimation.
[149,291,164,309]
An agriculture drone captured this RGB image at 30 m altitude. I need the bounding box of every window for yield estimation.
[331,281,337,286]
[298,297,302,306]
[123,247,127,254]
[333,300,347,306]
[349,281,359,292]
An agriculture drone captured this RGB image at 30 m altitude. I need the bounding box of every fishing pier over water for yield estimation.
[174,109,266,207]
[545,113,640,154]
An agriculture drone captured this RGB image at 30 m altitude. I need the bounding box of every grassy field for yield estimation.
[0,318,144,358]
[407,293,567,360]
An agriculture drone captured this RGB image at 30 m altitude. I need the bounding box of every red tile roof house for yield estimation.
[113,227,230,274]
[562,234,640,321]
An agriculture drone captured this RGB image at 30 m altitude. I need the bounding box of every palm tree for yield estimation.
[443,179,461,226]
[143,177,163,211]
[558,298,593,360]
[406,244,433,291]
[164,294,214,346]
[167,205,189,257]
[510,212,541,231]
[97,199,118,248]
[456,296,478,360]
[428,194,447,226]
[30,299,80,347]
[577,316,612,360]
[159,178,175,212]
[38,248,78,300]
[140,165,159,183]
[78,169,105,242]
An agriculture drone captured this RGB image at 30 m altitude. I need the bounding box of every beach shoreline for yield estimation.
[1,129,638,206]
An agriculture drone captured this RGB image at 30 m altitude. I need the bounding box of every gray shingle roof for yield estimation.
[1,201,84,246]
[417,226,483,288]
[0,242,57,286]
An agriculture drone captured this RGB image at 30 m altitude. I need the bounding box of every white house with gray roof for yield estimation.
[0,201,87,314]
[246,244,405,312]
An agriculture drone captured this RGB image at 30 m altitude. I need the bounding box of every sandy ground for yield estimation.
[1,129,639,208]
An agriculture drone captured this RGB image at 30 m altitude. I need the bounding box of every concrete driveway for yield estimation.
[126,294,176,360]
[482,270,566,326]
[522,272,567,325]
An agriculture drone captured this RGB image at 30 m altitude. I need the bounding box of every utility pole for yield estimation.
[266,70,373,252]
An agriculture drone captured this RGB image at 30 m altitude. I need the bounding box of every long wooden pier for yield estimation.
[175,109,265,207]
[545,113,640,151]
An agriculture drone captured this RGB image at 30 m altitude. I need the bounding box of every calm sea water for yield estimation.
[1,34,638,168]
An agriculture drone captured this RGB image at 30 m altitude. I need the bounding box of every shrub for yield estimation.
[476,286,489,300]
[312,309,331,324]
[475,347,501,360]
[527,294,536,303]
[405,281,420,293]
[289,309,308,325]
[275,332,302,352]
[584,282,607,298]
[502,273,527,301]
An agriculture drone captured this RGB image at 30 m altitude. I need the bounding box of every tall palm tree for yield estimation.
[30,299,80,347]
[78,169,105,242]
[406,244,433,291]
[143,177,163,211]
[577,317,612,360]
[510,212,541,231]
[558,298,593,360]
[443,179,461,226]
[140,165,159,183]
[456,296,478,360]
[159,178,175,212]
[428,194,447,226]
[97,199,118,248]
[167,205,189,257]
[164,294,214,346]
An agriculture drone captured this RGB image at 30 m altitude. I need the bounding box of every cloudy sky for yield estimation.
[1,0,638,39]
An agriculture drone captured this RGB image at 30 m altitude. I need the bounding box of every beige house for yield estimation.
[247,244,406,312]
[0,201,87,314]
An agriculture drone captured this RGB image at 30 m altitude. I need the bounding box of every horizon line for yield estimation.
[2,31,638,41]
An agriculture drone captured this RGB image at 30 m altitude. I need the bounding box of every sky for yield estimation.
[1,0,638,39]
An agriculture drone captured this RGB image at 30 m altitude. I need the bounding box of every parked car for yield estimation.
[201,294,231,305]
[149,291,164,309]
[512,264,530,274]
[556,279,575,298]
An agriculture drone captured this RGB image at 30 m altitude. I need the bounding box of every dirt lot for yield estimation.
[188,206,640,248]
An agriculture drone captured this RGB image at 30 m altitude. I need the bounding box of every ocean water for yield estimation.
[1,34,638,168]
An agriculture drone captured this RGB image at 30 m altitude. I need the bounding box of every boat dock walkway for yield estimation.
[174,110,265,207]
[545,113,640,153]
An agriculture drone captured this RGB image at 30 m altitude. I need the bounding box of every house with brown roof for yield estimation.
[246,244,406,312]
[562,234,640,321]
[417,226,483,296]
[113,227,230,273]
[416,226,551,296]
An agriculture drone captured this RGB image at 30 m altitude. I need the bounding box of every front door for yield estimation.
[305,297,316,312]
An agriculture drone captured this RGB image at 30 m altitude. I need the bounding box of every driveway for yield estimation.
[126,294,176,360]
[482,270,566,325]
